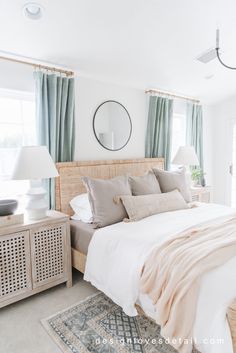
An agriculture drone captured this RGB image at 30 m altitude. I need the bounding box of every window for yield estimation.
[0,89,36,199]
[170,100,187,165]
[171,113,186,161]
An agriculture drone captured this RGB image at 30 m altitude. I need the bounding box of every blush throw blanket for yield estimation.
[140,215,236,353]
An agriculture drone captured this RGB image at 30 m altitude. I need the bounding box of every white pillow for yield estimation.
[70,193,93,223]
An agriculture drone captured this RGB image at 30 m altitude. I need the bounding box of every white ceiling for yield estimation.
[1,0,236,103]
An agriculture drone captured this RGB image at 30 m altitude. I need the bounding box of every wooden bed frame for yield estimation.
[55,158,164,273]
[55,158,236,352]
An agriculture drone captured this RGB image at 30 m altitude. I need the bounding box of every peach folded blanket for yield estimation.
[140,214,236,353]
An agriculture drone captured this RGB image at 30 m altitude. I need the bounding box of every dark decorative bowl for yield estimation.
[0,199,18,216]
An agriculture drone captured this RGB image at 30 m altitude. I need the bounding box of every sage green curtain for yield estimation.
[145,96,173,169]
[186,102,204,170]
[34,72,75,208]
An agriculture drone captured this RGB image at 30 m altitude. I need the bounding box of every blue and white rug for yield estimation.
[42,292,198,353]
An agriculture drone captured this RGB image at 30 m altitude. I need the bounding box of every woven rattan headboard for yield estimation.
[55,158,164,216]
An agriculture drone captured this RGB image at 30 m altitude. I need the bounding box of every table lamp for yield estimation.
[11,146,59,220]
[172,145,199,184]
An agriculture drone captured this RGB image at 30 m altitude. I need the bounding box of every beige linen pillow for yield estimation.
[153,168,191,202]
[119,190,189,222]
[82,175,131,228]
[129,171,161,196]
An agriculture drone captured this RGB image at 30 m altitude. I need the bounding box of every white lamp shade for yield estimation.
[11,146,59,180]
[172,146,199,166]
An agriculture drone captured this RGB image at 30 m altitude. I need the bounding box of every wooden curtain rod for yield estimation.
[145,88,200,104]
[0,54,74,77]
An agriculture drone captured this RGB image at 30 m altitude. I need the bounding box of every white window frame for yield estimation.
[0,88,34,102]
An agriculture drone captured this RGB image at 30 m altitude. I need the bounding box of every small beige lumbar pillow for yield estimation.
[119,189,189,222]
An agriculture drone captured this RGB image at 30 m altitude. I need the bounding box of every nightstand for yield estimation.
[0,210,72,308]
[191,186,211,203]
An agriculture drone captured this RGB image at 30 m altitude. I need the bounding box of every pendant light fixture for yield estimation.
[216,28,236,70]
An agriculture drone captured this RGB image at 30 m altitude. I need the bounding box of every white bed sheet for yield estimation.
[84,203,236,353]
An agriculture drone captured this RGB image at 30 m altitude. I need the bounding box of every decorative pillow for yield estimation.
[119,190,189,222]
[71,211,92,223]
[153,168,191,202]
[82,175,132,228]
[129,171,161,196]
[70,193,93,223]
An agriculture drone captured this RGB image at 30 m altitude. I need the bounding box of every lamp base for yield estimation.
[26,180,48,220]
[185,170,192,187]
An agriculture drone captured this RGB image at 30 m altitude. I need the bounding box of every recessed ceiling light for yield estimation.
[23,3,44,20]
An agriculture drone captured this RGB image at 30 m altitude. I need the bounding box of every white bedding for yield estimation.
[84,203,236,353]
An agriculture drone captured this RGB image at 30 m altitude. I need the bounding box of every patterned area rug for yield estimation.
[42,292,198,353]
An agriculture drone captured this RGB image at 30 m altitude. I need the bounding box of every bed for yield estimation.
[55,158,236,353]
[55,158,164,272]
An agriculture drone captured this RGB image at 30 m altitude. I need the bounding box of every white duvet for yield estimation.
[84,203,236,353]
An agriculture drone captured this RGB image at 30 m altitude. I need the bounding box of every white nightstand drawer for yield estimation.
[191,187,211,203]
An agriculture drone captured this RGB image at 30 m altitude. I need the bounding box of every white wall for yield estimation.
[0,61,34,92]
[0,61,214,191]
[74,76,147,160]
[74,78,214,188]
[0,62,147,161]
[205,96,236,205]
[202,105,214,190]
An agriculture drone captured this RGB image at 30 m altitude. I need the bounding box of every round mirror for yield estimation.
[93,100,132,151]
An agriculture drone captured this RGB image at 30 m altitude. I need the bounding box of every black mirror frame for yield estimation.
[93,100,132,152]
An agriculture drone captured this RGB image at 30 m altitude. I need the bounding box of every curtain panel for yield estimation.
[186,102,204,171]
[34,72,75,208]
[145,96,173,170]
